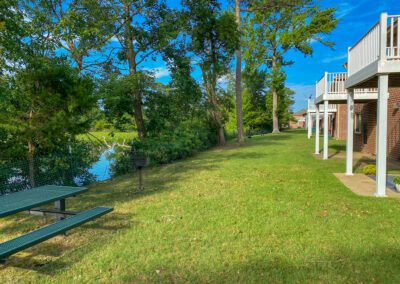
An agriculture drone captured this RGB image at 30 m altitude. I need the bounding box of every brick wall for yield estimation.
[353,86,400,161]
[336,104,347,140]
[289,115,305,128]
[353,101,377,155]
[388,86,400,160]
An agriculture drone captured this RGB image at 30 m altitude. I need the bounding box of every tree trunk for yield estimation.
[67,42,84,72]
[235,0,245,144]
[210,82,225,146]
[218,126,225,145]
[124,4,146,141]
[272,88,279,133]
[272,56,280,133]
[27,101,35,188]
[28,140,35,188]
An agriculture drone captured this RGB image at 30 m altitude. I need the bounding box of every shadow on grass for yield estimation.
[0,132,290,271]
[328,144,346,158]
[0,211,134,273]
[145,246,400,283]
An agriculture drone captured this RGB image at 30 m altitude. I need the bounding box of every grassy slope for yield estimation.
[2,130,400,283]
[77,131,137,144]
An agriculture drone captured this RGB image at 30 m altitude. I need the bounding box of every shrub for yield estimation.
[110,120,216,176]
[393,176,400,185]
[362,164,376,175]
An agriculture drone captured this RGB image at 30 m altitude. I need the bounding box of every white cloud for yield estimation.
[109,36,119,42]
[308,38,317,45]
[143,67,170,79]
[321,53,348,64]
[217,75,229,84]
[335,0,368,19]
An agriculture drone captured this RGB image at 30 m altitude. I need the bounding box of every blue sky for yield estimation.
[109,0,400,112]
[285,0,400,111]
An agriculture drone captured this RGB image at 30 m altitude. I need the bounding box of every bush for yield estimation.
[362,164,376,175]
[110,121,216,176]
[393,176,400,185]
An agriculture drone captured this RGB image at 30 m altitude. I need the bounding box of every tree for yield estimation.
[183,0,239,145]
[0,1,27,74]
[234,0,244,144]
[21,0,116,72]
[0,57,96,185]
[266,84,295,129]
[244,0,337,133]
[97,0,180,141]
[242,68,269,132]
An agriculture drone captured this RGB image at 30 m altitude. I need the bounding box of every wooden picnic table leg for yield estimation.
[54,199,66,220]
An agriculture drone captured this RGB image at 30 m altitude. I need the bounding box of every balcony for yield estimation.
[316,72,378,104]
[315,72,347,104]
[345,13,400,88]
[307,99,336,113]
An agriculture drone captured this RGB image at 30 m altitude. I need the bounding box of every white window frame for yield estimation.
[355,112,362,134]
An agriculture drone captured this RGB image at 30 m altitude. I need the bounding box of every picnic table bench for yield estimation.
[0,185,112,262]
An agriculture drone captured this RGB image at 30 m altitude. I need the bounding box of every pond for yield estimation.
[87,147,115,182]
[0,144,122,195]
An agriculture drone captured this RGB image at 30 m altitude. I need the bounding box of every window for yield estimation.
[355,113,362,134]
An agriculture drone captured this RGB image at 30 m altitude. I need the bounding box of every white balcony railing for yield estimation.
[348,14,400,76]
[387,15,400,59]
[354,87,378,94]
[308,99,337,112]
[316,74,325,98]
[316,72,347,98]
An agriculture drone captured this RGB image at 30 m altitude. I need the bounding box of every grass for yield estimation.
[2,130,400,283]
[77,131,137,145]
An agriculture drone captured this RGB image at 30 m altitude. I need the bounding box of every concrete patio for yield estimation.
[334,173,400,198]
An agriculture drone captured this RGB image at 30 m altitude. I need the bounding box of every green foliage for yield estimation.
[0,1,27,74]
[98,72,156,131]
[0,141,99,194]
[244,0,338,68]
[77,131,137,145]
[265,86,295,127]
[0,56,96,158]
[93,119,113,132]
[393,176,400,185]
[22,0,116,71]
[183,0,239,144]
[243,0,337,131]
[111,120,215,176]
[362,164,376,176]
[242,69,270,132]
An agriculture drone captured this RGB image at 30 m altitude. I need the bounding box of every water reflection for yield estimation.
[87,146,115,182]
[0,143,118,194]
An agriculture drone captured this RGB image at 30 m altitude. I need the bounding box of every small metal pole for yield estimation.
[54,199,66,220]
[138,167,144,191]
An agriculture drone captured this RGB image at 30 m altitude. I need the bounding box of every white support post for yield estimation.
[315,106,320,154]
[307,111,312,139]
[375,75,389,197]
[323,101,329,160]
[346,90,354,175]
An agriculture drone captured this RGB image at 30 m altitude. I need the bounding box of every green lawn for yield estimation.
[2,130,400,283]
[77,131,137,144]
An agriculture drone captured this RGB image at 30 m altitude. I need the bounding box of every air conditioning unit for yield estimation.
[394,102,400,110]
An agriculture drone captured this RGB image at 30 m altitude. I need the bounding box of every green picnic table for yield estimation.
[0,185,112,262]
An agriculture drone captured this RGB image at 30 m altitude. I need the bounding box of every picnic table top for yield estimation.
[0,185,87,218]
